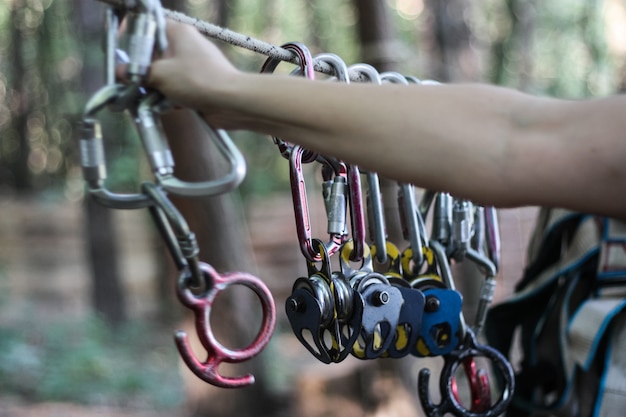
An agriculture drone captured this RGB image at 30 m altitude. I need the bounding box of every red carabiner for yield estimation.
[451,357,491,413]
[175,262,276,388]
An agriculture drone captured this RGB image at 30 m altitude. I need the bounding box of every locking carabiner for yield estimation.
[133,93,247,197]
[142,182,205,291]
[175,262,276,389]
[314,53,366,262]
[80,83,153,209]
[124,0,167,85]
[417,329,514,417]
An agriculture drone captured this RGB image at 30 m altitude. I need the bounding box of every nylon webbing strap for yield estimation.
[568,298,626,370]
[596,312,626,417]
[526,208,579,263]
[515,214,600,299]
[597,218,626,288]
[565,218,626,417]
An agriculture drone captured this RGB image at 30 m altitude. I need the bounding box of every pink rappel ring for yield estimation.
[175,262,276,388]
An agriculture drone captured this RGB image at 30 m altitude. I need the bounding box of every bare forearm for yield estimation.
[205,76,542,196]
[203,74,625,219]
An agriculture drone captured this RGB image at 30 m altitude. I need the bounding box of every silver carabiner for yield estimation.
[380,72,424,267]
[315,53,367,262]
[80,84,153,209]
[134,93,247,197]
[347,64,389,264]
[124,0,167,84]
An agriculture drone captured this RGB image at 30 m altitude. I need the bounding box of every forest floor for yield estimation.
[0,193,538,416]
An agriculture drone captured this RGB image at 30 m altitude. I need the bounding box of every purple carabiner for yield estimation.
[290,145,343,262]
[175,262,276,388]
[347,164,366,261]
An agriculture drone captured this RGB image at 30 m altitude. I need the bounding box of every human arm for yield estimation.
[148,21,626,220]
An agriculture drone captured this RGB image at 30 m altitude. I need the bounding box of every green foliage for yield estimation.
[0,316,184,408]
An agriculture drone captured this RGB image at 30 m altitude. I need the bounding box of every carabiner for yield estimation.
[142,182,205,292]
[399,183,425,268]
[348,63,383,85]
[124,0,167,85]
[104,7,122,86]
[484,206,501,271]
[314,53,366,262]
[347,64,389,265]
[175,262,276,389]
[133,93,247,197]
[347,164,366,261]
[79,83,153,209]
[417,329,514,417]
[451,358,491,413]
[381,73,426,269]
[450,198,474,261]
[365,170,388,264]
[290,145,343,261]
[465,247,497,336]
[261,42,317,161]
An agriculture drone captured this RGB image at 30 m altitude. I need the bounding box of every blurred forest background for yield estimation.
[0,0,625,416]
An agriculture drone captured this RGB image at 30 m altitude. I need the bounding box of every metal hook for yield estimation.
[451,357,492,413]
[417,329,514,417]
[365,170,388,264]
[80,83,153,209]
[380,72,429,270]
[290,145,343,261]
[175,262,276,388]
[261,42,317,161]
[142,182,206,292]
[133,92,247,197]
[124,0,167,84]
[484,207,501,271]
[314,53,366,262]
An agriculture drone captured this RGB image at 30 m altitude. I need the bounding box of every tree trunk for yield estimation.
[75,1,127,325]
[353,0,401,71]
[490,0,536,90]
[424,0,480,82]
[214,0,230,28]
[7,1,32,192]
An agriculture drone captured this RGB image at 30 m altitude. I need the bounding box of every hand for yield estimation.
[145,20,241,111]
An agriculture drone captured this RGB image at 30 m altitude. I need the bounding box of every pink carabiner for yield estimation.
[290,145,343,262]
[175,262,276,388]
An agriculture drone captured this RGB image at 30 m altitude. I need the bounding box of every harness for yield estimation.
[485,209,626,417]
